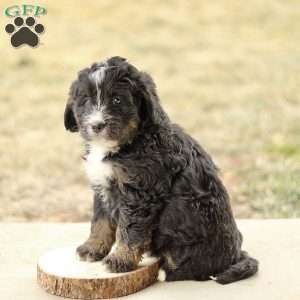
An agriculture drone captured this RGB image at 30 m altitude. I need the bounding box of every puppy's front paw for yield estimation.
[76,239,109,262]
[103,253,136,273]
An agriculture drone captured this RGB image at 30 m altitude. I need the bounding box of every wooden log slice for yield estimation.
[37,247,160,299]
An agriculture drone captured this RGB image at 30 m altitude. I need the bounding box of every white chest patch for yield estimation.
[84,142,115,199]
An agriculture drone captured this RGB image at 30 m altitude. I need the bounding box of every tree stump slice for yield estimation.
[37,247,160,299]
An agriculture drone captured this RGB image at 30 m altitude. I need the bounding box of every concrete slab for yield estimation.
[0,220,299,300]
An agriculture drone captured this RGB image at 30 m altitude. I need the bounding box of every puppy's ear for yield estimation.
[64,69,91,132]
[135,71,164,128]
[64,81,79,132]
[138,72,157,126]
[64,101,78,132]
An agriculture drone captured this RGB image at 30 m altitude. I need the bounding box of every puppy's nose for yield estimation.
[92,122,106,133]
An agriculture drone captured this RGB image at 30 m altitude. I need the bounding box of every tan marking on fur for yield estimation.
[108,227,149,268]
[79,218,116,258]
[119,118,139,145]
[90,218,116,248]
[128,119,138,130]
[112,165,129,188]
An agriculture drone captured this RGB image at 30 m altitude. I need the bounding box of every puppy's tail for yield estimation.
[211,251,259,284]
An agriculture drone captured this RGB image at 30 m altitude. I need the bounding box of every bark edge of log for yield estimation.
[37,259,160,299]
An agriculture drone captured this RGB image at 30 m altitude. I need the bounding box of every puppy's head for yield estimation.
[64,56,164,148]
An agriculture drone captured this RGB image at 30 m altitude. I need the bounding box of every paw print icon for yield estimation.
[5,16,44,48]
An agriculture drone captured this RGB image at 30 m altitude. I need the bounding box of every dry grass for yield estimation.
[0,0,299,221]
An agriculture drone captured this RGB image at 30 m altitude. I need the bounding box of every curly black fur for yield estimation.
[64,56,258,283]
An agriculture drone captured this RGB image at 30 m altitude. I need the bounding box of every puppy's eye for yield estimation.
[79,97,90,106]
[112,97,121,105]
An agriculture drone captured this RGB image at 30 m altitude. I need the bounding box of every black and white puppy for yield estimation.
[64,56,258,284]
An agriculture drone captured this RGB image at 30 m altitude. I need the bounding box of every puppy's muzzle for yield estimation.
[92,122,106,133]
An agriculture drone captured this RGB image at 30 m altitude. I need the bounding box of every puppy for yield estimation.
[64,56,258,284]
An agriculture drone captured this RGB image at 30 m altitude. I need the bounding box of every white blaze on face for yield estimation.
[91,65,107,85]
[88,109,105,124]
[89,64,107,109]
[86,63,108,136]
